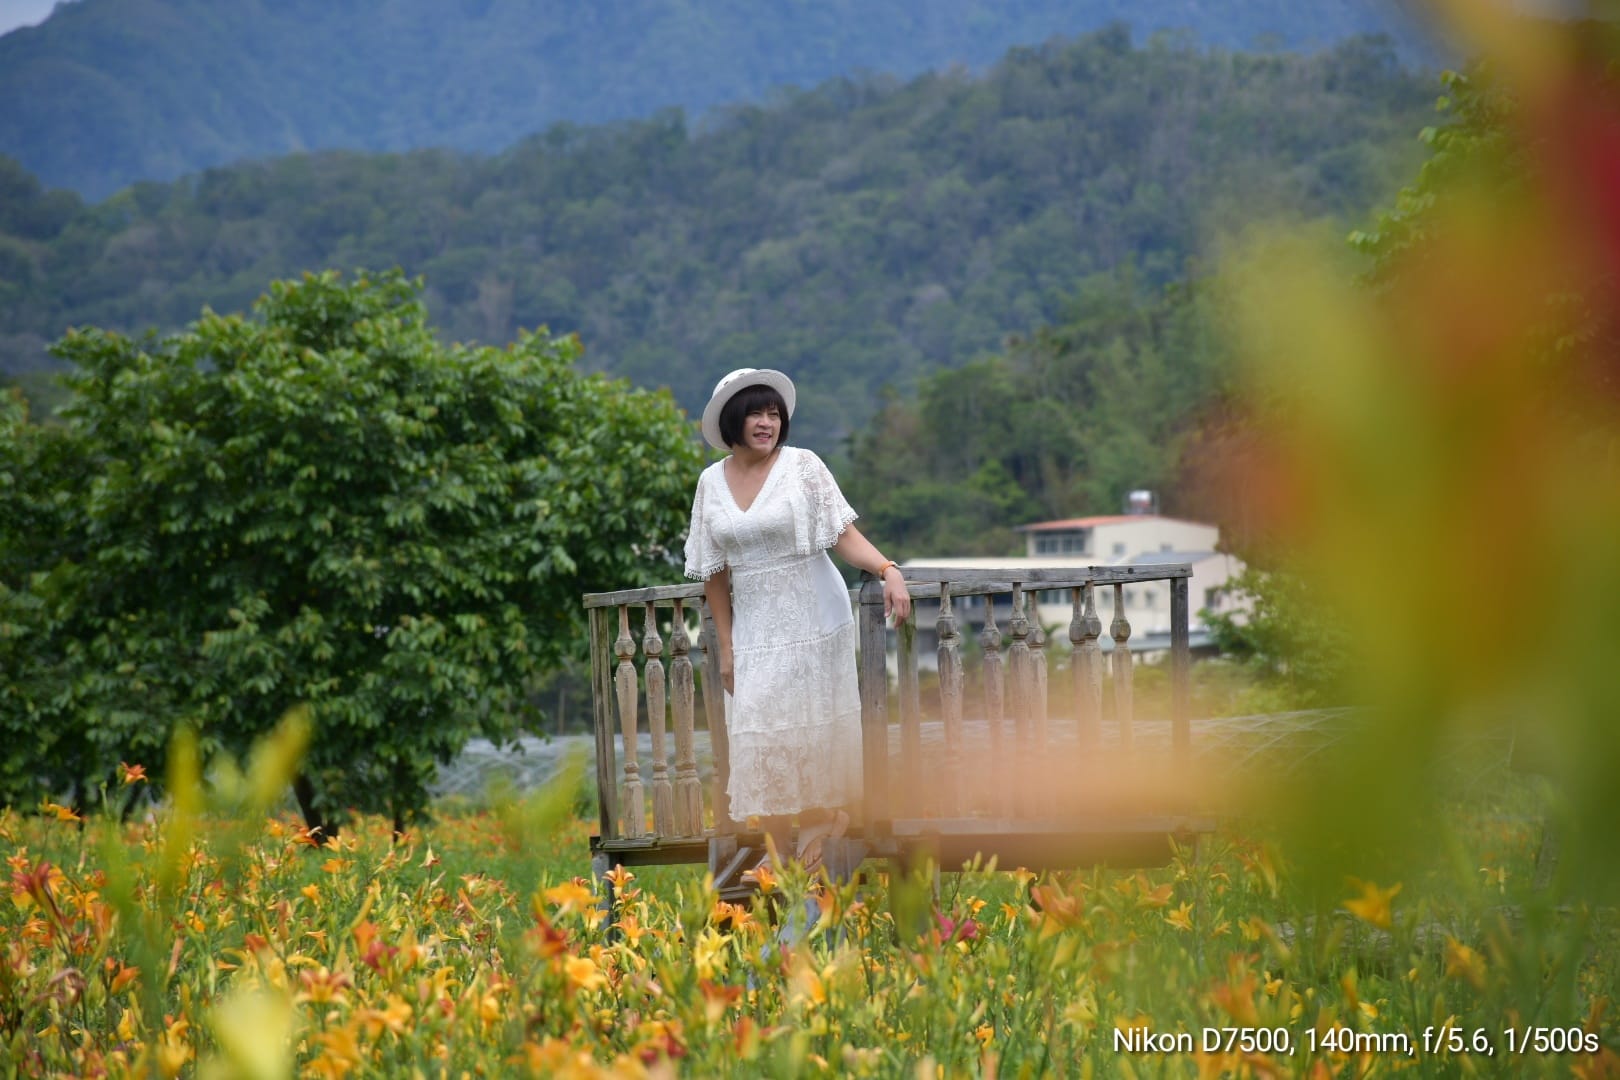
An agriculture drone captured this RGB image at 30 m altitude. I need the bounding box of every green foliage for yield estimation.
[0,270,703,827]
[843,269,1232,552]
[0,2,1436,199]
[0,32,1435,452]
[1347,63,1517,276]
[1202,565,1352,708]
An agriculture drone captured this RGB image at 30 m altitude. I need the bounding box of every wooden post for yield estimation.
[644,602,673,838]
[699,603,735,835]
[1111,583,1134,752]
[897,608,922,818]
[858,573,890,831]
[1170,575,1191,779]
[979,594,1006,816]
[670,598,704,837]
[1028,589,1050,811]
[588,606,620,842]
[936,583,965,818]
[1007,585,1033,816]
[1071,583,1103,752]
[614,605,645,839]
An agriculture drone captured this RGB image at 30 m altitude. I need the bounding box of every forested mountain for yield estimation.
[1,0,1437,198]
[842,270,1235,556]
[0,30,1434,452]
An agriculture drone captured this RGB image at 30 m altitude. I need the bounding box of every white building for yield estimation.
[902,504,1246,656]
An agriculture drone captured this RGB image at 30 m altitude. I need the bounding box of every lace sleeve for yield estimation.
[683,470,727,580]
[800,449,859,551]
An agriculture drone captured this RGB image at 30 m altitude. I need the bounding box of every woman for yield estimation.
[684,368,911,874]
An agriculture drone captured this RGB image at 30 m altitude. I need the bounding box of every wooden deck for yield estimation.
[582,566,1208,897]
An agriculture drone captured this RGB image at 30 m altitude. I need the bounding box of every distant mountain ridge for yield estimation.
[0,30,1435,452]
[1,0,1437,197]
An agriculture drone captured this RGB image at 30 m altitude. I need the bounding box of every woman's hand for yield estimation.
[703,568,734,695]
[882,566,912,623]
[830,527,912,623]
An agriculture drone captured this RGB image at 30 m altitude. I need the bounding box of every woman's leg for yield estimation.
[758,814,793,867]
[795,806,850,871]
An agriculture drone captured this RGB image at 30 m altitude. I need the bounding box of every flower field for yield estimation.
[4,741,1617,1079]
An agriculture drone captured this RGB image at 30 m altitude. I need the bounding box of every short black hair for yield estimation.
[718,384,791,448]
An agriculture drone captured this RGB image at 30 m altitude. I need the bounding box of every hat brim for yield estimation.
[701,369,796,450]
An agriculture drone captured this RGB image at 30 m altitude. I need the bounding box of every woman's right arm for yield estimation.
[704,567,734,695]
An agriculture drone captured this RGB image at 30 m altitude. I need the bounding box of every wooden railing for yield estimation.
[583,563,1197,869]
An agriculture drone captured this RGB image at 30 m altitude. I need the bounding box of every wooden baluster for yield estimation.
[979,594,1006,816]
[1071,584,1104,752]
[643,603,673,838]
[614,605,645,838]
[1028,590,1050,811]
[858,573,891,831]
[669,598,704,837]
[588,605,620,841]
[936,583,965,817]
[897,606,922,818]
[1111,583,1134,752]
[698,604,735,834]
[1006,585,1033,816]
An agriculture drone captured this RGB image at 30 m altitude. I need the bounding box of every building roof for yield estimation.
[1125,550,1217,566]
[1017,514,1214,532]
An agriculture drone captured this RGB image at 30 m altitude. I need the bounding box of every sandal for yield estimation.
[796,811,850,875]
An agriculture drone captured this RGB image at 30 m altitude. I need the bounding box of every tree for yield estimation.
[841,268,1231,556]
[0,270,703,832]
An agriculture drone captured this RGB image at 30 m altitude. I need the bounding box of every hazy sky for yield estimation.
[0,0,65,36]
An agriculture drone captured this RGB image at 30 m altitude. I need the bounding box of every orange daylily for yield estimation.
[698,978,743,1025]
[295,965,353,1005]
[565,955,607,993]
[40,801,81,824]
[1029,880,1086,938]
[106,960,141,995]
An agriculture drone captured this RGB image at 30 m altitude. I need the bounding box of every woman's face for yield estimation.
[741,404,782,452]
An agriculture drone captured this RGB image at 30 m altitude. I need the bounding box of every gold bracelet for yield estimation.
[876,560,897,579]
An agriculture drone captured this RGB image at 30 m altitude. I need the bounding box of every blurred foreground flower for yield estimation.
[1209,4,1620,893]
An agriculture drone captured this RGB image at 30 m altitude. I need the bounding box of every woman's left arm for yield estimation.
[833,525,912,622]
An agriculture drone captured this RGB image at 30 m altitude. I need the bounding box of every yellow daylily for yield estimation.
[1343,878,1402,930]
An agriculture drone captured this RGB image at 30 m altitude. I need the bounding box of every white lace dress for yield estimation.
[683,446,863,819]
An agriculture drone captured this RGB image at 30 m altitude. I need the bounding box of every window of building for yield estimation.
[1125,588,1135,607]
[1204,587,1222,611]
[1112,542,1126,557]
[1036,530,1090,555]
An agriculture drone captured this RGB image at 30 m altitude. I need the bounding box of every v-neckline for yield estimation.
[723,447,787,514]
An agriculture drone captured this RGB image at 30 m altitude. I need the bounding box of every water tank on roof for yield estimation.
[1125,489,1158,515]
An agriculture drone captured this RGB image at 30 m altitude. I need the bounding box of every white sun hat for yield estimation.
[700,367,796,450]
